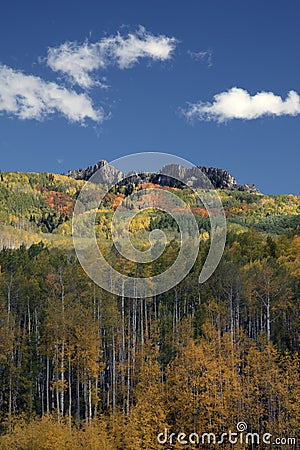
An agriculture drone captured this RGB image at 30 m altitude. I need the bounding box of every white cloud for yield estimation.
[46,27,177,88]
[46,41,107,90]
[105,27,177,69]
[188,49,212,67]
[0,64,103,123]
[182,87,300,122]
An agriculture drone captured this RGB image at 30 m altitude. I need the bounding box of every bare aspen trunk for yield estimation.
[68,356,72,431]
[126,305,131,415]
[84,372,88,424]
[229,287,234,342]
[112,332,116,412]
[8,369,12,433]
[60,341,65,417]
[94,377,98,417]
[145,298,149,341]
[56,364,60,419]
[172,290,178,348]
[88,377,92,423]
[41,378,44,416]
[132,297,137,371]
[140,298,144,347]
[46,353,50,414]
[266,295,271,342]
[121,284,125,409]
[76,365,80,428]
[60,272,65,418]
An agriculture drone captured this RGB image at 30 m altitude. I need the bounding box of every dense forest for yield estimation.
[0,171,300,448]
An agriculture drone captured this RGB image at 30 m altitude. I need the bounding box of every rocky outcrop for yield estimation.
[198,166,237,189]
[67,160,123,185]
[149,165,259,192]
[67,160,107,180]
[67,160,259,193]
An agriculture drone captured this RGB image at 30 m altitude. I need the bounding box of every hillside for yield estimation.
[0,167,299,251]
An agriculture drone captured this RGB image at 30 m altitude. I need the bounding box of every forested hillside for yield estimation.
[0,170,300,448]
[0,170,299,246]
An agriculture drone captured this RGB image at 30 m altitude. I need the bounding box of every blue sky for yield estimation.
[0,0,299,194]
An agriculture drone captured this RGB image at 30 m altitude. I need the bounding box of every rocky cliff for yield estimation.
[67,160,123,186]
[67,159,259,193]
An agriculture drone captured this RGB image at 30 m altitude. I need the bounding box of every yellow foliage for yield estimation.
[0,415,114,450]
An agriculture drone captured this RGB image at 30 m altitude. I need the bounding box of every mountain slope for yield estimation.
[0,166,299,250]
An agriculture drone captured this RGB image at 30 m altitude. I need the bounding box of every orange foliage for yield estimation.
[44,191,74,217]
[139,183,180,192]
[191,207,210,217]
[111,194,125,209]
[139,182,160,190]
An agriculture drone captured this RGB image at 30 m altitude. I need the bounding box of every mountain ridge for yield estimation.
[66,159,260,193]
